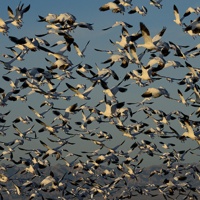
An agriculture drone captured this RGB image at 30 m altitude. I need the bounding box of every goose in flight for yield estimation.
[72,40,90,57]
[7,2,30,28]
[137,22,158,51]
[99,2,125,14]
[188,84,200,105]
[7,2,30,22]
[180,6,200,22]
[0,18,9,35]
[101,54,129,68]
[183,16,200,35]
[28,105,51,118]
[169,41,188,59]
[39,12,76,26]
[66,81,97,100]
[3,48,27,61]
[35,119,56,134]
[0,89,19,106]
[141,87,170,98]
[128,6,147,16]
[2,76,27,90]
[100,79,128,100]
[177,89,189,106]
[0,51,23,70]
[38,13,57,23]
[8,36,51,52]
[180,118,200,145]
[55,13,76,25]
[173,5,182,26]
[98,95,125,119]
[102,21,133,31]
[13,124,36,140]
[132,64,161,83]
[125,44,145,65]
[159,142,175,149]
[110,33,130,49]
[39,140,66,160]
[150,0,162,9]
[12,116,32,124]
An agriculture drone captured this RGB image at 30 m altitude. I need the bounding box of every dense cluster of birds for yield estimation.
[0,0,200,199]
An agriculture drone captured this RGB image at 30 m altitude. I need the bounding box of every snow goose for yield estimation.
[7,3,30,28]
[188,84,200,105]
[3,48,27,61]
[150,0,162,9]
[159,142,175,149]
[72,40,90,57]
[2,76,26,90]
[110,33,130,48]
[66,81,97,100]
[180,7,200,22]
[169,41,188,59]
[75,111,97,130]
[141,87,170,98]
[147,53,166,68]
[102,21,133,31]
[114,0,132,8]
[0,89,19,106]
[85,66,119,81]
[151,26,167,47]
[35,119,56,134]
[101,54,129,68]
[183,16,200,35]
[128,6,147,16]
[38,13,57,23]
[8,36,37,51]
[132,65,161,83]
[12,116,32,124]
[100,79,127,100]
[137,22,158,51]
[98,95,125,119]
[180,118,200,145]
[125,43,145,65]
[8,2,30,22]
[55,13,76,25]
[76,63,93,73]
[72,22,93,30]
[99,2,125,14]
[184,43,200,56]
[0,18,9,35]
[177,89,189,106]
[13,124,36,141]
[0,51,23,70]
[28,106,51,118]
[39,140,66,160]
[173,5,182,25]
[185,61,199,83]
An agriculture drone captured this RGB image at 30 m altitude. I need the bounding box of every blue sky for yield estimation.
[0,0,200,167]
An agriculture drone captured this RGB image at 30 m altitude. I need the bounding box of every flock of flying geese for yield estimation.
[0,0,200,199]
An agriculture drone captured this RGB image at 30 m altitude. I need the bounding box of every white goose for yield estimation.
[137,22,158,51]
[0,18,9,35]
[181,118,200,145]
[66,81,97,100]
[150,0,162,9]
[173,5,182,25]
[100,79,127,100]
[141,87,170,98]
[102,21,133,31]
[128,6,147,16]
[98,95,125,119]
[183,16,200,35]
[99,2,125,14]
